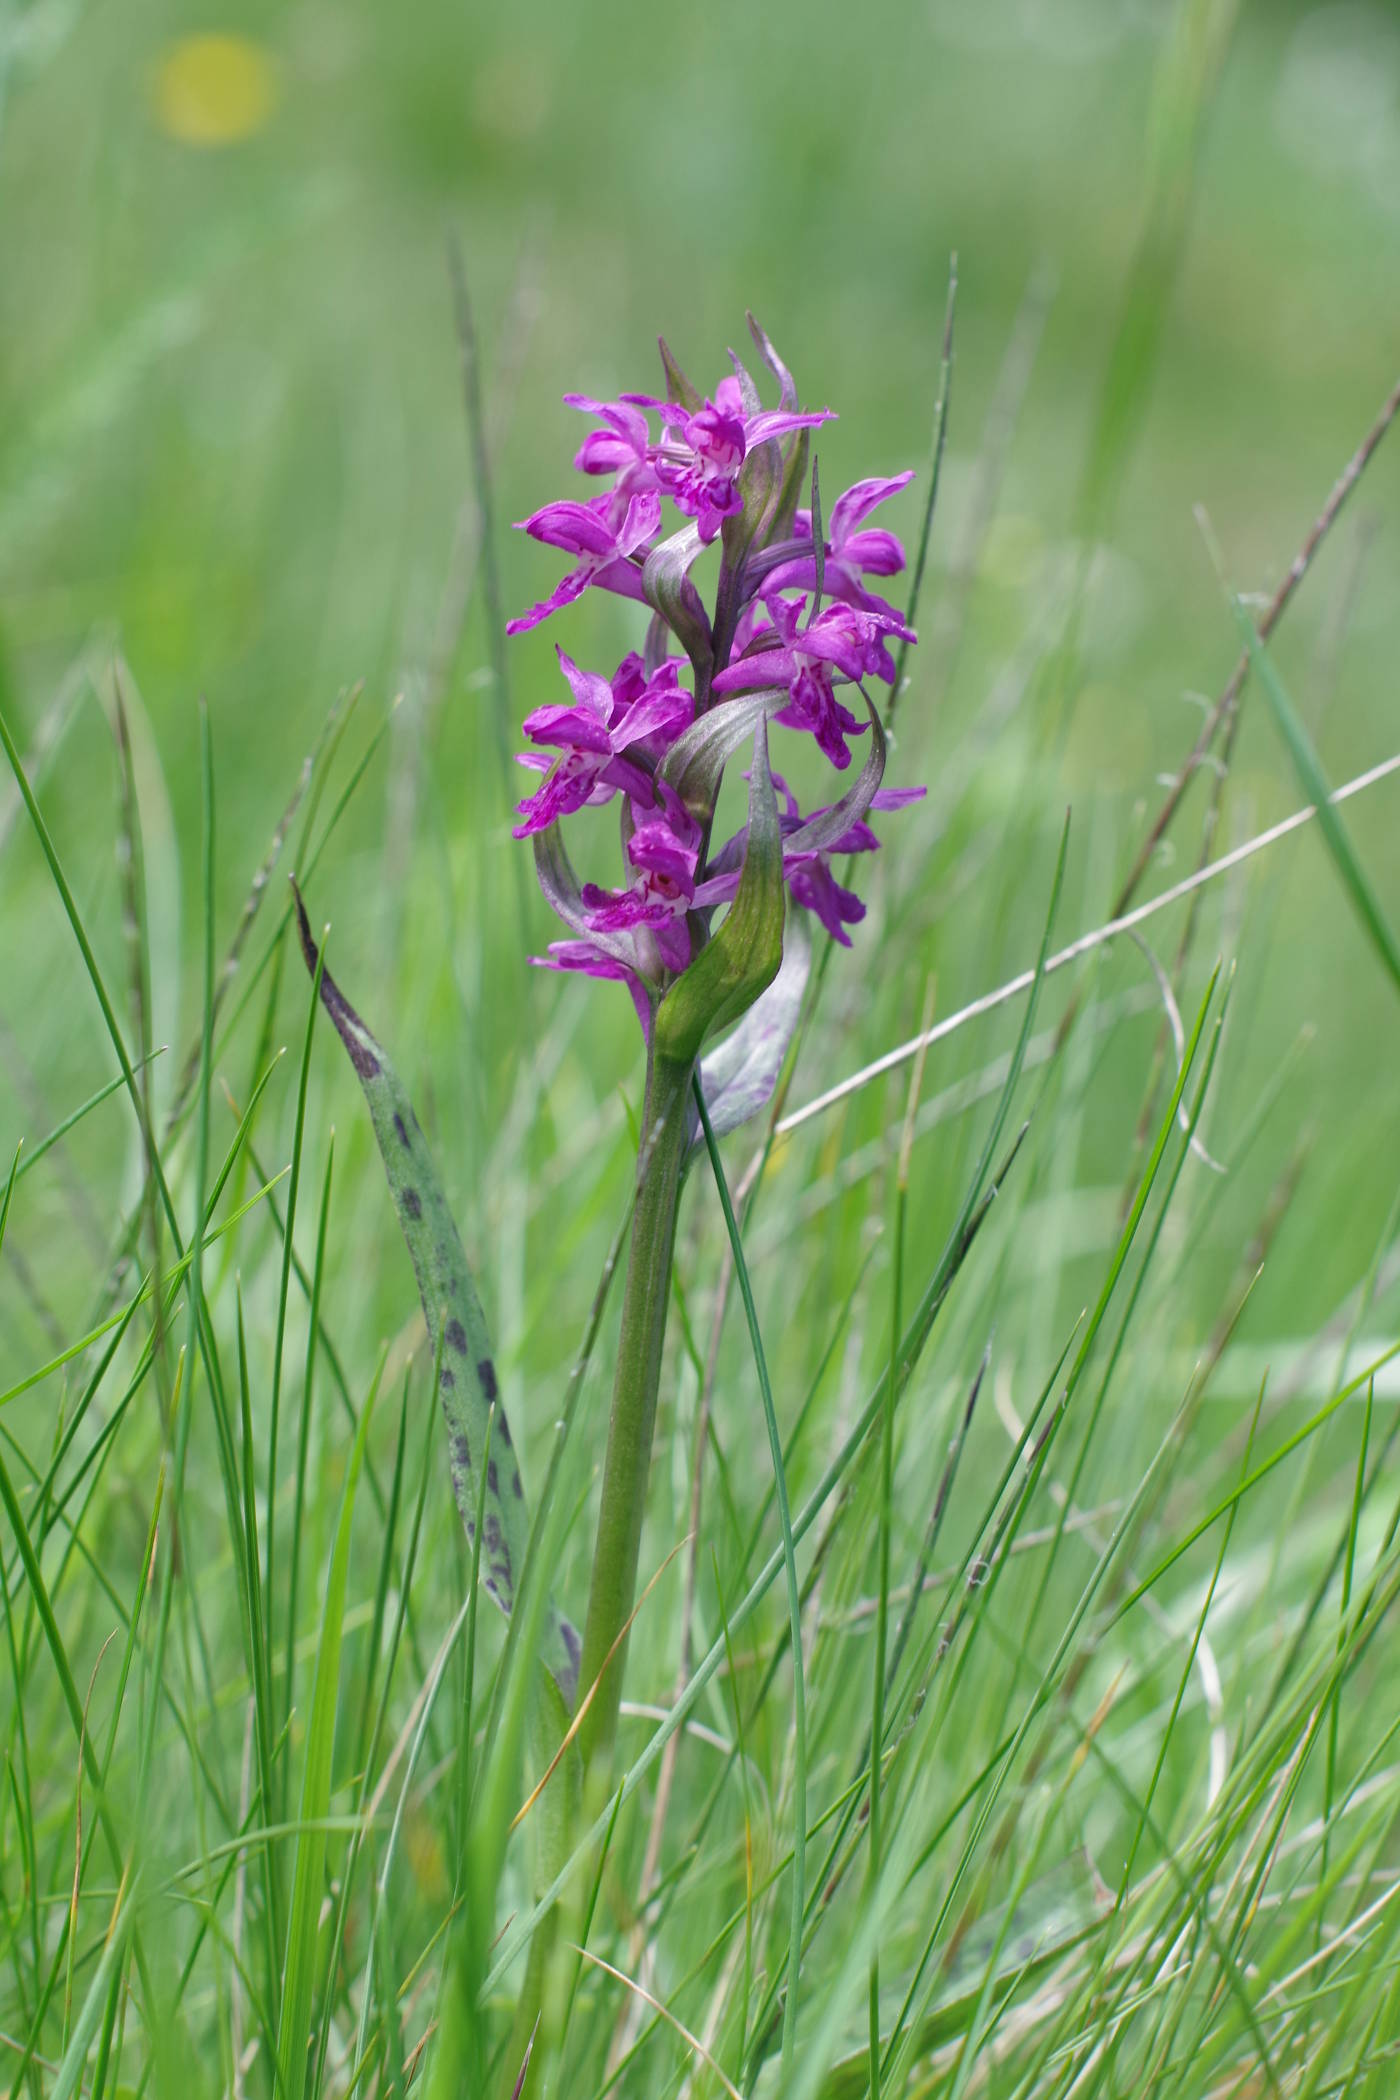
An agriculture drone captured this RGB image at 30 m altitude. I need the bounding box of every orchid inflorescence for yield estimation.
[506,318,926,1057]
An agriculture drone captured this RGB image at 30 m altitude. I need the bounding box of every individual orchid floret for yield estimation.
[697,776,926,947]
[625,375,833,543]
[505,489,661,636]
[712,596,915,770]
[564,394,658,497]
[579,781,701,976]
[787,784,927,941]
[607,651,693,763]
[512,647,693,837]
[530,936,652,1032]
[763,472,915,617]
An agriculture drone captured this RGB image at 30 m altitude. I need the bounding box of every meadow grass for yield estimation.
[5,342,1400,2087]
[7,5,1400,2095]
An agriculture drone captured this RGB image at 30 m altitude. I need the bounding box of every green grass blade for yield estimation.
[268,904,330,1741]
[891,252,957,717]
[1231,595,1400,995]
[693,1072,806,2083]
[285,1130,335,1748]
[49,1893,136,2100]
[0,699,182,1249]
[276,1350,382,2100]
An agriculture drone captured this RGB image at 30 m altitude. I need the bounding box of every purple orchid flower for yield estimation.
[579,781,701,975]
[763,471,915,617]
[505,489,661,636]
[696,775,926,946]
[712,594,915,770]
[530,938,653,1037]
[512,648,692,837]
[564,394,658,497]
[622,375,834,544]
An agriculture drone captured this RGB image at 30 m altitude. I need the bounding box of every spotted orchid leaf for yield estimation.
[292,887,580,1704]
[655,718,785,1067]
[690,911,810,1153]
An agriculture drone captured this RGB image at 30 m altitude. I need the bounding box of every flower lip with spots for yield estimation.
[579,782,702,976]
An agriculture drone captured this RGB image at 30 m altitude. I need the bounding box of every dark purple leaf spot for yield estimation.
[477,1356,497,1399]
[446,1319,469,1356]
[292,888,381,1078]
[402,1188,421,1219]
[393,1112,411,1148]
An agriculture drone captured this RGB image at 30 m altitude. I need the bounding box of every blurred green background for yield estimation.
[4,0,1400,1355]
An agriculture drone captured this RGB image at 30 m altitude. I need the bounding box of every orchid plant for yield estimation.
[294,315,924,2051]
[504,320,925,1772]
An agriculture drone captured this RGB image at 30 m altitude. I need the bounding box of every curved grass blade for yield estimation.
[291,885,579,1701]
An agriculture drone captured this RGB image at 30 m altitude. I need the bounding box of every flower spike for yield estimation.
[506,317,925,1123]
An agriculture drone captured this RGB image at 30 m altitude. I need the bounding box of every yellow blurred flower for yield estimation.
[153,33,278,147]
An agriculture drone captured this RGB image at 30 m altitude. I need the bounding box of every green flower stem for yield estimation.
[577,1045,694,1779]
